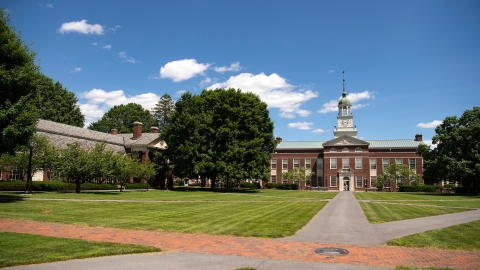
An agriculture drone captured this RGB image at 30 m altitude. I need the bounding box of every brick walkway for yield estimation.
[1,219,479,269]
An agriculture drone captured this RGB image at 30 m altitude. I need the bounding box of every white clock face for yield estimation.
[342,119,348,126]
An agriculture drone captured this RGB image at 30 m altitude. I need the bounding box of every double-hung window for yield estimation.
[370,159,377,170]
[305,159,311,170]
[355,158,362,169]
[409,158,416,170]
[330,158,337,169]
[293,158,300,168]
[382,158,390,169]
[330,176,337,187]
[271,175,277,184]
[370,176,377,188]
[282,159,288,170]
[271,159,277,169]
[356,176,363,188]
[342,158,349,169]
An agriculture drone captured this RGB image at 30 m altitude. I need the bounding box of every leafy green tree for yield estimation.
[137,156,157,191]
[58,142,93,193]
[379,163,421,191]
[0,9,40,154]
[0,135,58,192]
[281,167,315,186]
[163,88,276,190]
[417,107,480,194]
[88,103,157,134]
[36,76,84,127]
[151,93,175,133]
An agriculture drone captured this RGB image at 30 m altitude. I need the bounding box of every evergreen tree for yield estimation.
[151,93,175,133]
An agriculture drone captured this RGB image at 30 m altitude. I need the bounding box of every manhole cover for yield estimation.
[315,247,349,257]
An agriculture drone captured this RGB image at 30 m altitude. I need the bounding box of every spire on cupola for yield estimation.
[338,71,352,107]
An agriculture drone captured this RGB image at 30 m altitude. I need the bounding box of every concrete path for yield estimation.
[282,191,480,246]
[282,191,378,245]
[4,252,391,270]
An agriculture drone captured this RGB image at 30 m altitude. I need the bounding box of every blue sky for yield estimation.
[4,0,480,145]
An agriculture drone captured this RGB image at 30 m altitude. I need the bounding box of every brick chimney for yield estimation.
[110,128,118,135]
[133,122,143,140]
[150,127,159,133]
[415,134,423,141]
[276,137,282,144]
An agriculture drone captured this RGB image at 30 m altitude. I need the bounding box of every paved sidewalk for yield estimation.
[1,219,479,269]
[282,191,480,246]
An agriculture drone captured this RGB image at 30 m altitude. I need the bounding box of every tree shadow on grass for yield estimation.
[171,186,260,194]
[413,193,480,198]
[0,194,30,203]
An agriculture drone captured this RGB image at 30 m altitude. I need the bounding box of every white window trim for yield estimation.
[330,176,337,187]
[330,158,337,169]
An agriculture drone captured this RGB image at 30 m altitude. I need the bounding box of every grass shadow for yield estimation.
[0,194,30,203]
[171,186,260,194]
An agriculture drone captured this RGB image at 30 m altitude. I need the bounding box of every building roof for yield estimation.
[276,139,423,150]
[36,119,165,153]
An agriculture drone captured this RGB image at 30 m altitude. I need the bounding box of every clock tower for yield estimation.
[334,72,358,138]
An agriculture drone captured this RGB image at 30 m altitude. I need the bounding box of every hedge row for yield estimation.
[239,182,257,189]
[265,183,298,190]
[399,185,437,192]
[0,181,146,191]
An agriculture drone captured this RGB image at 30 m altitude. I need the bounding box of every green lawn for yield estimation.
[1,188,338,201]
[388,220,480,251]
[354,192,479,223]
[0,190,335,238]
[358,202,472,223]
[0,232,160,268]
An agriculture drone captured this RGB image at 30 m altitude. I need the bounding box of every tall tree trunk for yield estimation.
[76,179,81,193]
[210,174,216,191]
[25,146,33,194]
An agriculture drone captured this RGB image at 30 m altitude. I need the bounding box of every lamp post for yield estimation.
[165,158,170,191]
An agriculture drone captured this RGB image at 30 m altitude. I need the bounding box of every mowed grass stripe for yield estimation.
[387,220,480,251]
[0,200,326,238]
[359,202,472,224]
[1,189,337,201]
[354,192,480,201]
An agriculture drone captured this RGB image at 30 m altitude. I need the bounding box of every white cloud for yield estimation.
[118,51,136,63]
[318,90,376,114]
[200,77,212,87]
[109,25,121,33]
[46,3,54,8]
[93,42,97,46]
[58,20,104,35]
[423,140,438,149]
[79,89,160,125]
[288,122,313,130]
[70,67,82,73]
[416,120,442,128]
[160,59,210,82]
[176,90,187,96]
[208,72,318,118]
[312,128,325,134]
[102,45,111,50]
[213,62,242,73]
[328,70,335,73]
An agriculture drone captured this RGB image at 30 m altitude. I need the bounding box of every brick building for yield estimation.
[1,119,170,188]
[271,76,424,191]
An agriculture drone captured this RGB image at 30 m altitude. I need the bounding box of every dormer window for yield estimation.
[342,148,349,152]
[355,147,362,152]
[330,148,337,152]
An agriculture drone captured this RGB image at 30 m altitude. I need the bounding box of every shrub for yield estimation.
[273,183,298,190]
[265,183,274,189]
[80,183,117,190]
[399,185,437,192]
[0,181,27,191]
[240,182,256,189]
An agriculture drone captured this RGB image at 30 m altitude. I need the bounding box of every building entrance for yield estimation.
[343,177,350,191]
